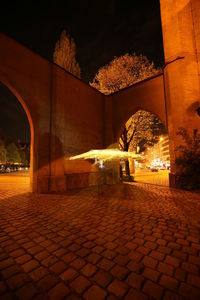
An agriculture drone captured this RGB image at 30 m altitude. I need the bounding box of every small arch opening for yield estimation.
[118,109,170,186]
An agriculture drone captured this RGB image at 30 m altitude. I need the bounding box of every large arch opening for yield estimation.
[0,81,34,191]
[118,109,170,186]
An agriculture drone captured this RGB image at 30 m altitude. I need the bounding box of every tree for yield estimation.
[90,53,160,94]
[0,139,7,163]
[6,143,21,163]
[120,110,165,152]
[90,53,164,176]
[53,30,81,78]
[174,127,200,189]
[19,150,28,165]
[119,110,164,175]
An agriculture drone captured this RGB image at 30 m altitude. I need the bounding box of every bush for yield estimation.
[175,127,200,175]
[174,127,200,189]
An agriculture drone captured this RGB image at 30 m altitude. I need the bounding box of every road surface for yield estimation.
[0,170,30,192]
[133,169,169,186]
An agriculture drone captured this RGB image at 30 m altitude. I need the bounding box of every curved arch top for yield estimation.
[0,77,34,135]
[108,74,167,140]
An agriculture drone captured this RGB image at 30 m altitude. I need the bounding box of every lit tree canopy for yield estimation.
[119,110,165,152]
[90,53,160,95]
[53,30,81,78]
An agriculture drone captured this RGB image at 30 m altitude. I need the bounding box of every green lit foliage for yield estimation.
[0,139,7,163]
[6,143,21,163]
[19,150,28,165]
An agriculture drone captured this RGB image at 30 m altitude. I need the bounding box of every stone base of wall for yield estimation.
[36,171,121,193]
[65,171,120,190]
[37,176,67,193]
[66,172,102,190]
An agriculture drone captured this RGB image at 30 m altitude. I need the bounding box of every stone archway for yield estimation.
[108,74,167,143]
[102,74,169,186]
[0,78,35,191]
[0,33,105,193]
[117,108,169,186]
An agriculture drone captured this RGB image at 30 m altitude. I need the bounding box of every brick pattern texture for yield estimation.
[0,183,200,299]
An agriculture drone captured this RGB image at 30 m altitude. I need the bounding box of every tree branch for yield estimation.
[127,119,133,131]
[119,140,124,150]
[128,112,143,145]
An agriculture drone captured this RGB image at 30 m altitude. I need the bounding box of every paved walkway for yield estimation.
[0,183,200,299]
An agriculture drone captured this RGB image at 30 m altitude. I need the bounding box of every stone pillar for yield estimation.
[160,0,200,187]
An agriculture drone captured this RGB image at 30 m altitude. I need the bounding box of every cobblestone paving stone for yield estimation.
[0,183,200,299]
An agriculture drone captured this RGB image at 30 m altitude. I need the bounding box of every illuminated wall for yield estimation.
[160,0,200,180]
[1,0,200,191]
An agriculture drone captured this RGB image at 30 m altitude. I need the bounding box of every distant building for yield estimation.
[160,135,170,165]
[144,135,170,167]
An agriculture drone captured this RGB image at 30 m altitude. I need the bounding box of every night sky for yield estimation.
[0,0,164,143]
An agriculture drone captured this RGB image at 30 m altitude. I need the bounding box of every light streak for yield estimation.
[69,149,139,162]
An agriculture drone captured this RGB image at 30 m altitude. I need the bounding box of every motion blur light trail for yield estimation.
[69,149,139,162]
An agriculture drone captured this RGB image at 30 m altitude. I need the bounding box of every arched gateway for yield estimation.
[0,0,200,192]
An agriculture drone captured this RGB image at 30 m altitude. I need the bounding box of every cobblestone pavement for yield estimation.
[0,183,200,300]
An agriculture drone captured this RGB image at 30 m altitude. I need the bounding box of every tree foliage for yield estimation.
[175,127,200,175]
[0,139,7,163]
[119,110,164,152]
[53,30,81,78]
[90,53,160,95]
[19,150,28,165]
[7,143,21,163]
